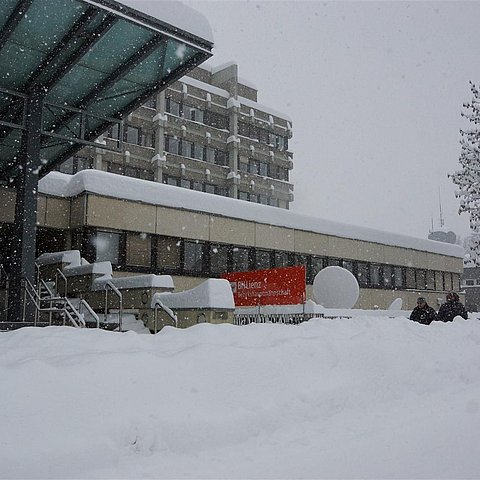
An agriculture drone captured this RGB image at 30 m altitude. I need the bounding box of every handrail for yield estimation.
[79,299,100,328]
[153,300,178,333]
[55,268,68,299]
[64,297,85,328]
[104,280,123,332]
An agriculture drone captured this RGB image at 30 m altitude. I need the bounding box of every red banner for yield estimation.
[223,266,306,306]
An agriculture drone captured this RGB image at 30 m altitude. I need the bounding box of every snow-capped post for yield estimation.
[450,81,480,264]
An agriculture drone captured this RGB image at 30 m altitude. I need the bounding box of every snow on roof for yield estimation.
[180,75,229,99]
[39,171,464,259]
[238,95,292,123]
[64,261,113,278]
[36,250,81,268]
[89,0,214,45]
[95,274,175,290]
[152,279,234,310]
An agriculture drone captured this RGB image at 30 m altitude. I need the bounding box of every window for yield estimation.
[192,181,203,192]
[184,241,204,273]
[205,184,215,195]
[166,97,180,116]
[157,237,181,271]
[370,264,381,288]
[165,136,180,155]
[126,233,151,267]
[210,244,229,276]
[185,105,204,123]
[204,110,228,129]
[125,125,141,145]
[259,161,268,176]
[274,251,290,268]
[435,271,444,291]
[181,140,193,158]
[356,262,369,288]
[256,249,272,270]
[342,260,354,274]
[93,231,121,265]
[238,191,249,201]
[232,247,250,271]
[57,156,92,174]
[416,270,426,290]
[394,266,404,288]
[382,265,393,288]
[465,279,475,286]
[444,272,453,291]
[180,179,191,189]
[193,143,204,161]
[426,270,435,290]
[164,175,179,186]
[206,147,216,164]
[216,150,227,166]
[311,256,325,279]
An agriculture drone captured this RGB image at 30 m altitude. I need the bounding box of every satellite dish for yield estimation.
[388,298,403,310]
[313,266,359,309]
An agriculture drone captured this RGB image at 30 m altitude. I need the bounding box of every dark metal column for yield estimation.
[9,88,44,323]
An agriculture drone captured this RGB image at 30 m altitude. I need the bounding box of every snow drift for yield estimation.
[1,316,479,479]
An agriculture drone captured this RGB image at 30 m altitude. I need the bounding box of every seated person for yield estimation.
[410,296,437,325]
[436,291,468,322]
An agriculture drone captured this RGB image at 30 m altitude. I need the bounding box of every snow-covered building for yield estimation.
[0,169,464,311]
[55,62,294,209]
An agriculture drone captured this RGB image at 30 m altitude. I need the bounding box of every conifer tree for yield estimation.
[451,81,480,264]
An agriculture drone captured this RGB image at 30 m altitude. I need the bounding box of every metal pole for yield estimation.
[9,88,44,323]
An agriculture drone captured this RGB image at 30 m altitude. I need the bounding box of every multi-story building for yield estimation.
[57,62,294,209]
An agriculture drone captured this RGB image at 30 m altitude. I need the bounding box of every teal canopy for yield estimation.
[0,0,213,180]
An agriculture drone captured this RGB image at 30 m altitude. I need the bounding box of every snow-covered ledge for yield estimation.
[151,279,234,310]
[93,274,174,292]
[36,250,81,268]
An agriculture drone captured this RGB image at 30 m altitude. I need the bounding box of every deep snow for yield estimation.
[1,316,479,479]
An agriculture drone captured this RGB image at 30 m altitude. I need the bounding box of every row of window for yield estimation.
[82,230,460,291]
[462,278,480,287]
[163,175,228,197]
[166,97,229,130]
[164,135,229,166]
[238,121,288,151]
[238,158,289,181]
[238,190,287,208]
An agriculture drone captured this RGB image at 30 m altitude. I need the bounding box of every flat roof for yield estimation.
[0,0,213,181]
[38,170,465,259]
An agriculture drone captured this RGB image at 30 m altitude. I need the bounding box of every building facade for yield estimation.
[57,62,294,209]
[0,170,464,311]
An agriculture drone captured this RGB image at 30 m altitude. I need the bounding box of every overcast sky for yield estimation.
[181,0,478,240]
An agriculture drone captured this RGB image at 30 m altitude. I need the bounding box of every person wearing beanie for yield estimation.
[436,291,468,322]
[409,296,437,325]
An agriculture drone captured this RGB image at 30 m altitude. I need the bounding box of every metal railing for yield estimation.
[22,277,85,328]
[104,280,123,332]
[55,268,68,299]
[78,299,100,328]
[233,312,317,326]
[153,300,178,333]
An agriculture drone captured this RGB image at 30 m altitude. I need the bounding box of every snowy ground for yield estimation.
[1,316,480,479]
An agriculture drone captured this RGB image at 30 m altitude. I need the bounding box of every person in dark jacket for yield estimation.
[436,291,468,322]
[410,297,437,325]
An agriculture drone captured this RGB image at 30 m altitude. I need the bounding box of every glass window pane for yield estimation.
[426,270,435,290]
[370,264,381,288]
[232,247,250,271]
[255,249,271,270]
[383,265,393,288]
[210,244,229,276]
[274,251,289,268]
[406,268,416,289]
[181,140,193,157]
[394,266,404,288]
[184,241,204,273]
[157,237,181,271]
[94,231,121,265]
[435,271,444,291]
[416,270,426,290]
[357,262,369,287]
